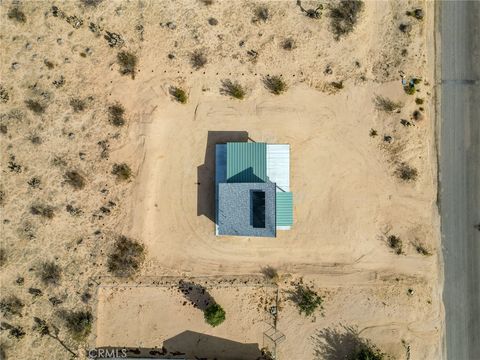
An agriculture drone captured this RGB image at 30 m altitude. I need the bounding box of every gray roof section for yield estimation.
[217,182,276,237]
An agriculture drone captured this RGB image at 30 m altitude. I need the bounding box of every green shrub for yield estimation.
[170,87,188,104]
[289,284,323,316]
[59,310,92,341]
[112,163,132,180]
[107,236,145,277]
[221,80,246,99]
[204,303,226,327]
[117,51,137,79]
[38,261,61,285]
[263,75,287,95]
[404,84,416,95]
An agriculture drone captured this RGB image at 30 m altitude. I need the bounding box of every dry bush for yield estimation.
[108,103,125,126]
[413,241,431,256]
[112,163,132,181]
[329,0,364,39]
[297,1,323,19]
[25,100,46,114]
[261,266,279,282]
[282,38,296,50]
[58,310,92,341]
[38,261,61,285]
[80,0,103,6]
[0,322,26,339]
[0,248,6,267]
[30,204,55,219]
[190,50,207,69]
[64,171,85,190]
[169,87,188,104]
[0,296,24,317]
[117,51,137,79]
[288,284,323,316]
[220,80,246,99]
[263,75,287,95]
[387,235,403,255]
[374,95,403,112]
[255,6,270,22]
[396,163,418,182]
[7,7,26,23]
[69,98,86,112]
[107,236,145,277]
[369,128,378,137]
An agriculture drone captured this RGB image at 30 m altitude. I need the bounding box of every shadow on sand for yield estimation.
[197,131,248,222]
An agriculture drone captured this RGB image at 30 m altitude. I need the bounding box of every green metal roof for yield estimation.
[226,142,267,183]
[276,192,293,226]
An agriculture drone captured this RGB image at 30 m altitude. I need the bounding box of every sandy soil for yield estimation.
[1,0,441,359]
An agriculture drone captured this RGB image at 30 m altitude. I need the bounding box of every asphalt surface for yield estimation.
[440,1,480,360]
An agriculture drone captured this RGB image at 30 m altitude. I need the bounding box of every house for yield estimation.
[215,142,293,237]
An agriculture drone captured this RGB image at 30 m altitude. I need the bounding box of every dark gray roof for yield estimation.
[217,182,276,237]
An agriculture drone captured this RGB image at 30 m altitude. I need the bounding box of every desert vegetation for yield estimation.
[263,75,287,95]
[169,87,188,104]
[387,234,403,255]
[111,163,132,181]
[329,0,364,39]
[395,162,418,182]
[117,51,137,79]
[37,261,61,285]
[0,296,24,317]
[58,309,93,341]
[190,50,207,70]
[107,236,145,277]
[204,303,226,327]
[374,95,403,112]
[64,171,86,190]
[288,283,323,316]
[108,103,126,126]
[220,80,246,99]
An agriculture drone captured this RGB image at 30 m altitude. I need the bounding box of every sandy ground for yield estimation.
[0,0,441,359]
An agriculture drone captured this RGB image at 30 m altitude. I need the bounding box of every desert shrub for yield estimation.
[414,242,431,256]
[201,0,214,4]
[369,129,378,137]
[81,0,104,6]
[220,80,246,99]
[69,98,86,112]
[204,303,226,327]
[406,8,424,20]
[25,100,45,114]
[289,284,323,316]
[28,177,41,188]
[396,163,418,182]
[208,17,218,26]
[263,75,287,95]
[0,296,24,317]
[255,6,269,22]
[412,110,423,121]
[387,235,402,254]
[30,204,55,219]
[64,171,85,190]
[104,31,124,47]
[170,87,188,104]
[0,322,25,339]
[374,96,402,112]
[329,0,364,39]
[28,288,42,296]
[0,248,6,267]
[415,97,424,105]
[190,50,207,69]
[66,204,82,216]
[117,51,137,79]
[108,103,125,126]
[0,85,9,103]
[399,23,412,34]
[261,266,279,282]
[112,163,132,180]
[38,261,61,285]
[282,38,296,50]
[297,1,323,19]
[330,81,344,90]
[404,83,416,95]
[59,310,92,341]
[107,236,145,277]
[8,7,26,23]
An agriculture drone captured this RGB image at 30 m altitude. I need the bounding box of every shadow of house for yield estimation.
[163,331,263,360]
[178,281,215,311]
[197,131,248,222]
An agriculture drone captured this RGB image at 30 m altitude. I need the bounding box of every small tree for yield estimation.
[289,284,323,316]
[204,303,226,327]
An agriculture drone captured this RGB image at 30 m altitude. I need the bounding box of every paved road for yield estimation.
[440,1,480,360]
